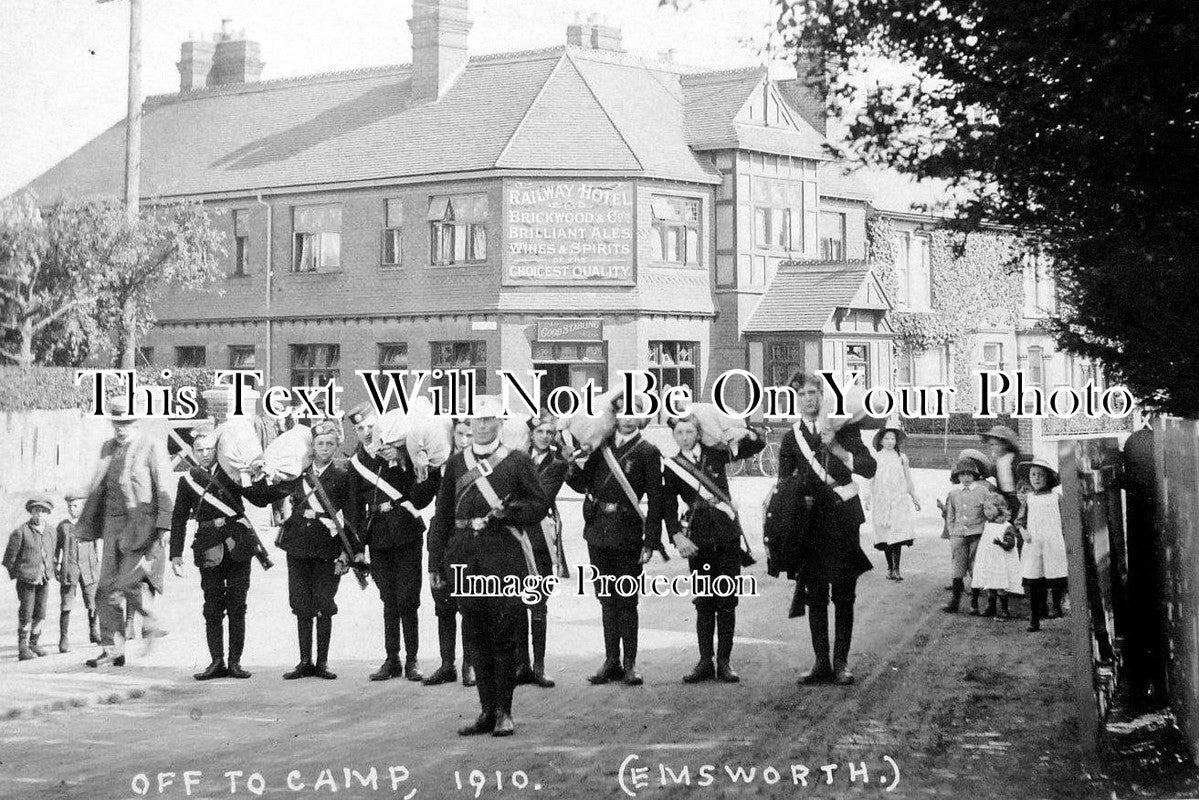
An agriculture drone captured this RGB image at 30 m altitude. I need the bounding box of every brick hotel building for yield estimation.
[26,0,941,413]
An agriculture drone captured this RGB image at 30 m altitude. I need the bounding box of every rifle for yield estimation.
[167,427,275,571]
[305,467,370,590]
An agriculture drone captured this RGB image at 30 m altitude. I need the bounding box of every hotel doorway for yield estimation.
[532,342,607,400]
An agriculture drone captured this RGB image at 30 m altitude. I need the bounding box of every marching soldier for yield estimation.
[428,396,550,737]
[514,410,569,688]
[345,403,440,683]
[565,396,664,686]
[169,428,273,680]
[249,421,362,680]
[662,416,765,683]
[55,491,101,651]
[81,395,173,669]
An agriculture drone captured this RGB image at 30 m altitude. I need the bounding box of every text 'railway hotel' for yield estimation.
[26,0,898,412]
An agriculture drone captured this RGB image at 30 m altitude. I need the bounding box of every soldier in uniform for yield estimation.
[169,428,273,680]
[80,395,173,668]
[778,372,877,686]
[250,421,363,680]
[514,410,569,688]
[55,491,101,651]
[345,403,440,683]
[428,395,550,737]
[565,396,664,686]
[662,415,765,683]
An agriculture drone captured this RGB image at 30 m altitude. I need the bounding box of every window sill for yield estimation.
[284,270,344,277]
[647,261,704,269]
[428,262,488,268]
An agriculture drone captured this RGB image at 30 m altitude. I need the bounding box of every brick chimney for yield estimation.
[408,0,472,105]
[177,35,215,91]
[777,46,828,136]
[567,13,622,52]
[208,19,264,87]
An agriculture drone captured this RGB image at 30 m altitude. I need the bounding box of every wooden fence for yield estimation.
[1155,417,1199,763]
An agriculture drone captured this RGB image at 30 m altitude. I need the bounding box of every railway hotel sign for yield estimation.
[504,180,635,286]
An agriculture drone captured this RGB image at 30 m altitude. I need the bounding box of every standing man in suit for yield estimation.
[169,428,272,680]
[345,403,441,683]
[55,491,100,652]
[80,396,173,669]
[565,396,664,687]
[428,395,549,737]
[250,421,363,680]
[778,371,876,687]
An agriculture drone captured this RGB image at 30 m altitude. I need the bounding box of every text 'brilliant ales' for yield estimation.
[77,368,1134,422]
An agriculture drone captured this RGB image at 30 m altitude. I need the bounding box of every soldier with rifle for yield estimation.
[169,427,276,680]
[248,421,365,680]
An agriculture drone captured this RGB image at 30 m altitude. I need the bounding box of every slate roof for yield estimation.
[23,45,843,202]
[744,260,881,333]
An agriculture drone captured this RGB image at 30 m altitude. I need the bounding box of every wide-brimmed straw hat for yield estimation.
[1018,456,1060,489]
[981,424,1019,449]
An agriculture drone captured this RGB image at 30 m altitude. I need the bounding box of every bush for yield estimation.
[0,367,92,411]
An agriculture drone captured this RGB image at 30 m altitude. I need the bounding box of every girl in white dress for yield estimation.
[1017,458,1068,632]
[971,493,1024,618]
[865,427,920,581]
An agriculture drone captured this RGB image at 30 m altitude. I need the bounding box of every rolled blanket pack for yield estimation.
[259,424,313,482]
[818,380,887,433]
[683,402,749,454]
[216,416,264,485]
[500,414,531,452]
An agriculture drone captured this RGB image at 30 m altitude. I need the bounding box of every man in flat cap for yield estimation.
[4,495,57,660]
[428,395,549,737]
[55,489,101,652]
[78,395,174,668]
[345,401,442,683]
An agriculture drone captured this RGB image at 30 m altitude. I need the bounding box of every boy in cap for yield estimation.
[56,490,101,652]
[943,449,993,614]
[565,392,665,687]
[428,395,550,737]
[4,495,58,660]
[344,401,442,683]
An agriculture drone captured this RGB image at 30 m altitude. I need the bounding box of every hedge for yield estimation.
[0,366,220,414]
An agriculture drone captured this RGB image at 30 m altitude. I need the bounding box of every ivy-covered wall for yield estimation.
[869,214,1024,409]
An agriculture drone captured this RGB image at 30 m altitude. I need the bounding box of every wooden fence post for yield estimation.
[1059,439,1100,758]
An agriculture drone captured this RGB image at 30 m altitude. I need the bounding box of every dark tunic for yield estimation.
[565,432,665,553]
[56,518,99,587]
[777,421,876,587]
[529,446,569,577]
[170,464,272,566]
[347,445,440,552]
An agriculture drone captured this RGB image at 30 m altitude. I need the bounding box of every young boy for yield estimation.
[56,491,101,652]
[943,450,991,614]
[4,496,58,660]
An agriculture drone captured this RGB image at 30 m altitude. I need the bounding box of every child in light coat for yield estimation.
[1017,458,1068,632]
[971,492,1024,618]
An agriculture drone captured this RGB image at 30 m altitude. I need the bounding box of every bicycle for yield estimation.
[726,440,780,478]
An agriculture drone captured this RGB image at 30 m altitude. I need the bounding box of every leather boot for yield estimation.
[832,601,855,685]
[999,593,1011,619]
[683,659,715,683]
[943,579,963,613]
[401,612,422,680]
[529,611,553,687]
[621,657,643,686]
[370,656,401,682]
[88,611,101,645]
[588,658,624,684]
[18,632,35,661]
[457,712,496,736]
[1049,588,1065,618]
[800,604,833,684]
[28,632,47,657]
[194,660,227,681]
[968,589,982,616]
[59,611,71,653]
[462,655,476,687]
[491,711,515,737]
[312,616,336,679]
[982,592,998,618]
[422,663,457,686]
[715,609,739,683]
[284,617,314,679]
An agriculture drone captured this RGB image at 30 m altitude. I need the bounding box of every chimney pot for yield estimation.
[204,21,264,87]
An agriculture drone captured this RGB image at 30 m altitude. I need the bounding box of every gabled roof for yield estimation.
[682,68,827,159]
[22,46,725,202]
[744,260,892,333]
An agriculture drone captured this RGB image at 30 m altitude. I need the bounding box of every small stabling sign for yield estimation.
[537,318,603,342]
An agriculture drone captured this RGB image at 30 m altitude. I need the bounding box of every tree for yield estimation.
[755,0,1199,415]
[87,199,226,368]
[0,194,101,366]
[0,193,226,368]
